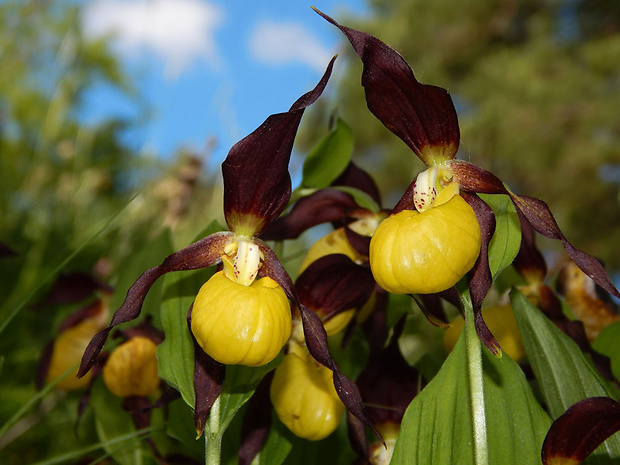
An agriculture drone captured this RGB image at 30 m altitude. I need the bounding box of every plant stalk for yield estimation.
[205,396,222,465]
[463,293,489,465]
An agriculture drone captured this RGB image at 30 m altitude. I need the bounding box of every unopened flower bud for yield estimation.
[270,345,345,440]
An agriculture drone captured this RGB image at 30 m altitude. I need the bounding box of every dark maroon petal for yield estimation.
[255,241,297,302]
[187,304,225,437]
[222,57,336,236]
[359,287,389,357]
[357,318,422,427]
[44,272,112,305]
[256,241,382,443]
[296,254,375,319]
[332,162,382,206]
[120,318,165,345]
[541,397,620,465]
[298,304,384,444]
[449,160,507,195]
[260,189,359,240]
[461,192,501,356]
[344,225,372,257]
[78,231,232,378]
[58,299,107,333]
[513,212,547,283]
[315,10,460,165]
[122,396,152,430]
[392,178,416,214]
[347,412,369,461]
[239,372,274,465]
[414,294,450,327]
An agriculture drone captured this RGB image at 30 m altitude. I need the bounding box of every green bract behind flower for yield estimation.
[369,184,481,294]
[191,270,291,367]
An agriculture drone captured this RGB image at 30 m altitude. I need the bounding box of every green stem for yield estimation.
[205,396,222,465]
[462,292,489,465]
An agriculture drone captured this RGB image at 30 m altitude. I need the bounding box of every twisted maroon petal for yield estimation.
[255,242,383,443]
[452,160,620,300]
[78,231,233,377]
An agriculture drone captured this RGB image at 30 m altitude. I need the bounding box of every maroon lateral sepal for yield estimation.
[449,160,507,195]
[255,241,383,443]
[296,254,375,320]
[239,371,274,465]
[315,10,460,166]
[344,225,372,257]
[222,57,336,236]
[461,192,501,356]
[58,300,107,333]
[513,212,547,283]
[260,189,359,240]
[392,178,416,214]
[347,412,370,462]
[541,397,620,465]
[451,159,620,300]
[355,286,389,356]
[187,304,225,438]
[298,303,384,445]
[78,231,233,378]
[119,317,165,345]
[43,272,112,306]
[413,293,450,327]
[356,317,422,428]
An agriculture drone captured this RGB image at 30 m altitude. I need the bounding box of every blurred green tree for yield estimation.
[301,0,620,271]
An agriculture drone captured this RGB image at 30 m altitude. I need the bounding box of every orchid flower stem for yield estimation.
[462,291,489,465]
[205,396,222,465]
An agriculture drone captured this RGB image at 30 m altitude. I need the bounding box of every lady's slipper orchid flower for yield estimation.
[77,57,380,439]
[315,9,620,355]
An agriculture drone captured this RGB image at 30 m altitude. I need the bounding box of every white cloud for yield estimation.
[249,20,334,73]
[82,0,223,79]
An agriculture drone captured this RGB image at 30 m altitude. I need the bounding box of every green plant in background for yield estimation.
[2,3,620,465]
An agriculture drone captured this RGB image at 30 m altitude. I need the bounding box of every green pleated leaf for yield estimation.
[511,289,620,463]
[301,118,354,189]
[391,331,551,465]
[478,193,521,280]
[157,222,223,408]
[592,321,620,381]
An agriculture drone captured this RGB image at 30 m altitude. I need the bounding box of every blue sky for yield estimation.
[80,0,369,170]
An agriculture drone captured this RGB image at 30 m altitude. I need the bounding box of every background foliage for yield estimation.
[0,0,619,464]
